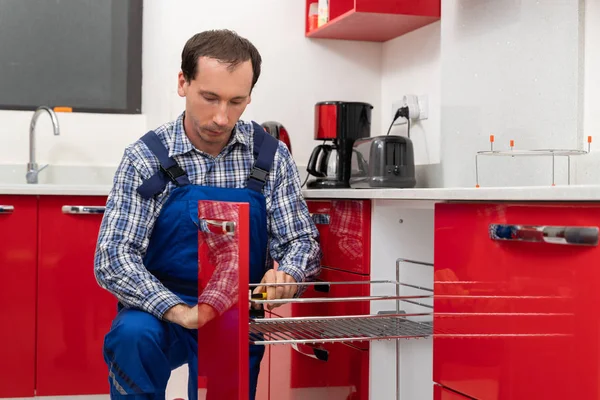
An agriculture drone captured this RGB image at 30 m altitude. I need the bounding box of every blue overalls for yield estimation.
[103,122,278,400]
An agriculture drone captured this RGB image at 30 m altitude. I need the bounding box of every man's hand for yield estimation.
[164,304,198,329]
[164,303,218,329]
[253,269,297,310]
[197,303,218,329]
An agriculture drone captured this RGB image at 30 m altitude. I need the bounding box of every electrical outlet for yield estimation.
[418,95,429,120]
[391,94,429,126]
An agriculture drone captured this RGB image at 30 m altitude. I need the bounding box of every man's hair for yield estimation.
[181,29,262,90]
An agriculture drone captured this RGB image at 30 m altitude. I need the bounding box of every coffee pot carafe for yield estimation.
[307,143,338,179]
[306,101,373,189]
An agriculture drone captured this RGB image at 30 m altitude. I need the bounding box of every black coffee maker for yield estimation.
[307,101,373,189]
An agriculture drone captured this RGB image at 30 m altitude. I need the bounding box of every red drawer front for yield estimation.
[269,338,368,400]
[434,384,473,400]
[0,196,37,397]
[434,202,600,400]
[307,200,371,275]
[37,196,117,396]
[291,342,368,398]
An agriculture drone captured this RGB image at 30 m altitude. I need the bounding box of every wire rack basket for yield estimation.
[249,314,432,345]
[248,259,433,346]
[248,258,433,399]
[249,259,433,344]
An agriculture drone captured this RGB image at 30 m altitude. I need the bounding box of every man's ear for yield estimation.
[177,71,188,97]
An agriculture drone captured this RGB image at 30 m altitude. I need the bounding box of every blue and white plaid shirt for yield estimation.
[94,112,322,320]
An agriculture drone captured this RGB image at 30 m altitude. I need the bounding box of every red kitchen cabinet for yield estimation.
[0,196,38,397]
[197,200,251,400]
[308,200,371,275]
[434,384,473,400]
[255,345,270,400]
[434,202,600,400]
[268,268,370,399]
[308,200,332,272]
[36,195,116,396]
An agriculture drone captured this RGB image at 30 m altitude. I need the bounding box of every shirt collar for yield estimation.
[169,112,250,157]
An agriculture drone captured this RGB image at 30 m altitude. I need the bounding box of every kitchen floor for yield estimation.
[9,368,193,400]
[166,365,194,399]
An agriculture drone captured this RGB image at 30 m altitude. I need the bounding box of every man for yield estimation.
[94,29,321,400]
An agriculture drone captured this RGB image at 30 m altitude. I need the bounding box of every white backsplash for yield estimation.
[0,164,117,186]
[436,0,586,188]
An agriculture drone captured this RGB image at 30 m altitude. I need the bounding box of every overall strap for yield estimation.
[247,122,279,193]
[137,131,190,199]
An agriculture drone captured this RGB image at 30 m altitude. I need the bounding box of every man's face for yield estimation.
[177,56,253,154]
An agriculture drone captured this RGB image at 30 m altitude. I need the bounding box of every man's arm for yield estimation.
[266,144,322,297]
[94,149,190,323]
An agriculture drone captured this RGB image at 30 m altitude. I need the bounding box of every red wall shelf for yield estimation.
[305,0,441,42]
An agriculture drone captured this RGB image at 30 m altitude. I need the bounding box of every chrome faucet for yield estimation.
[26,106,61,184]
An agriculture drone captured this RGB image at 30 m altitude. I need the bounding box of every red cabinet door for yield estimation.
[329,200,371,275]
[434,384,473,400]
[37,196,117,395]
[434,202,600,400]
[307,200,332,271]
[255,345,270,400]
[307,200,371,275]
[269,268,370,399]
[0,196,37,397]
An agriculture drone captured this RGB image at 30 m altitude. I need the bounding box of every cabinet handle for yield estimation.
[490,224,599,246]
[62,206,106,215]
[291,343,329,362]
[0,205,14,214]
[204,219,236,235]
[310,213,330,225]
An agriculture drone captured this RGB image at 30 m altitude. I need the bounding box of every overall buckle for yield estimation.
[249,167,268,183]
[161,164,186,183]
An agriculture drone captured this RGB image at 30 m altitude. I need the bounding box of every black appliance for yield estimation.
[349,135,416,188]
[307,101,373,189]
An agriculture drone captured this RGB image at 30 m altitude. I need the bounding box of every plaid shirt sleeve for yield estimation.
[268,143,322,294]
[94,148,186,320]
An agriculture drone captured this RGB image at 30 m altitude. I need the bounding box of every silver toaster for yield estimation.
[349,135,416,189]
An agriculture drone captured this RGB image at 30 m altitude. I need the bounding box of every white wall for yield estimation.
[380,0,596,188]
[573,0,600,183]
[381,22,441,167]
[0,111,147,167]
[441,0,583,188]
[0,0,382,172]
[583,0,600,140]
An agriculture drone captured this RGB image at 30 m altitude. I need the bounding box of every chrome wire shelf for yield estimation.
[248,258,434,346]
[247,258,433,400]
[249,314,432,345]
[474,135,592,187]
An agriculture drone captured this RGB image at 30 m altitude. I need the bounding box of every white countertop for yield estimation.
[302,185,600,201]
[2,163,599,201]
[2,183,600,201]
